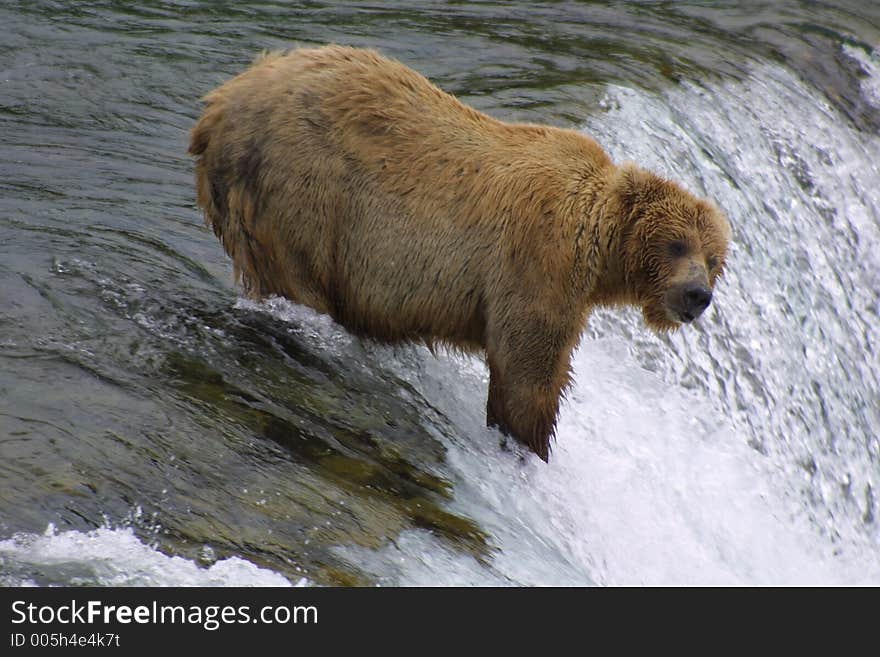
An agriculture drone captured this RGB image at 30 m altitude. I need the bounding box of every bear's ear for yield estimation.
[616,163,664,208]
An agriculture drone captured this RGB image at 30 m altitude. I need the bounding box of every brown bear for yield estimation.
[189,45,731,461]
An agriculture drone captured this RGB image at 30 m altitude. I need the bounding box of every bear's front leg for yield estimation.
[485,316,577,461]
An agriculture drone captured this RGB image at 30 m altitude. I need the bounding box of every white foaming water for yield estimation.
[374,340,875,585]
[0,525,300,587]
[843,44,880,109]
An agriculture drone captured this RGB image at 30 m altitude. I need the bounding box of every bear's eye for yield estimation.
[667,240,687,258]
[707,256,719,271]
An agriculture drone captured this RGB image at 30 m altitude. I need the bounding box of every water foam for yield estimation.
[843,44,880,110]
[378,338,877,585]
[0,525,301,587]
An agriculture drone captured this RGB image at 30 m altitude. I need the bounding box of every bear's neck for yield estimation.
[577,169,638,309]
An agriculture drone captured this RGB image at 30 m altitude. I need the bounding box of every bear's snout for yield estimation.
[671,283,712,323]
[682,284,712,321]
[664,277,712,324]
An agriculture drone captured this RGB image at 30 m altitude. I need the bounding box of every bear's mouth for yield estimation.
[664,307,695,324]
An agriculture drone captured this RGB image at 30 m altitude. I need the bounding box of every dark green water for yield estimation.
[1,1,879,585]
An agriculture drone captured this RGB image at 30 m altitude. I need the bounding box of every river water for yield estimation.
[1,1,878,586]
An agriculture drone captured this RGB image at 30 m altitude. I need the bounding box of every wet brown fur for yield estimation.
[189,45,731,461]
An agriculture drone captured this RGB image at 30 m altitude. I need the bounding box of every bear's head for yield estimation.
[614,164,731,332]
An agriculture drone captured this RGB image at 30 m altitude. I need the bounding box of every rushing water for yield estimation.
[1,1,878,586]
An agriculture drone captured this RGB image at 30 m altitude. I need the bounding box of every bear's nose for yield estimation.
[682,284,712,320]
